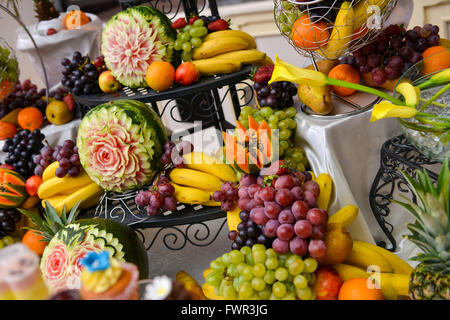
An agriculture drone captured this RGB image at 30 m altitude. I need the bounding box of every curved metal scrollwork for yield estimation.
[369,135,442,251]
[119,0,210,19]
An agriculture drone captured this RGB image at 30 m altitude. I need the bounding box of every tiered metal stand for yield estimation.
[77,0,252,250]
[369,135,445,252]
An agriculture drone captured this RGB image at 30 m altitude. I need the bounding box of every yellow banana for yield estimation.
[355,241,413,276]
[59,186,84,195]
[183,152,237,183]
[333,263,369,281]
[322,1,354,60]
[328,204,359,227]
[79,190,103,210]
[377,273,410,299]
[42,161,60,182]
[354,0,389,30]
[227,206,241,232]
[204,30,257,49]
[202,199,221,207]
[54,183,103,214]
[193,37,249,60]
[169,168,223,192]
[38,172,93,199]
[212,49,266,65]
[258,55,274,66]
[192,58,242,76]
[41,194,67,210]
[345,241,393,273]
[309,171,316,181]
[316,173,333,211]
[171,182,211,205]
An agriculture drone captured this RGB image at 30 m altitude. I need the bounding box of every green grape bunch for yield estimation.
[204,244,318,300]
[0,41,19,84]
[174,19,209,62]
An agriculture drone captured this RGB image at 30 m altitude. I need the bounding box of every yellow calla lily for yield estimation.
[268,55,328,87]
[370,101,419,122]
[396,82,420,108]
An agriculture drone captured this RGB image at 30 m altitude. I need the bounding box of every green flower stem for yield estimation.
[414,117,450,128]
[398,118,447,133]
[420,98,447,108]
[419,83,450,111]
[326,77,404,105]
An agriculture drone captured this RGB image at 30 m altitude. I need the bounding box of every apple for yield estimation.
[175,62,200,86]
[63,93,75,112]
[312,266,343,300]
[98,70,121,93]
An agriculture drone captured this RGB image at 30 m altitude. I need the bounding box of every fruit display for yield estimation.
[2,129,45,178]
[77,99,168,193]
[203,244,319,300]
[101,6,179,89]
[20,202,149,293]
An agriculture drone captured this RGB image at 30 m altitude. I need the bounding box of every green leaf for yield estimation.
[43,201,64,228]
[67,201,81,224]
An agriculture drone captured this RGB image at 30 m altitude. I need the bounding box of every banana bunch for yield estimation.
[191,30,269,76]
[169,152,237,206]
[314,173,333,211]
[37,161,104,215]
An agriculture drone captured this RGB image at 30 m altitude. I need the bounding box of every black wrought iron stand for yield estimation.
[369,135,443,252]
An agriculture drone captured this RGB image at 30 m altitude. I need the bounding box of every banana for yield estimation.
[202,199,221,207]
[204,30,257,49]
[41,194,67,210]
[227,206,241,232]
[169,168,223,192]
[54,183,103,214]
[171,182,211,205]
[396,82,420,108]
[79,190,103,210]
[328,204,359,227]
[60,186,84,195]
[321,1,354,60]
[38,172,93,199]
[345,241,393,273]
[183,152,237,183]
[333,263,369,281]
[192,37,249,60]
[42,161,60,182]
[316,173,333,211]
[212,49,266,65]
[258,55,274,66]
[309,171,316,181]
[377,273,410,299]
[355,241,413,275]
[192,58,242,76]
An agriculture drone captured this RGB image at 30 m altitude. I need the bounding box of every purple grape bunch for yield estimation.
[135,175,178,216]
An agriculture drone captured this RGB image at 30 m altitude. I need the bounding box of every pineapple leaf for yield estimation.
[436,157,450,217]
[406,235,439,255]
[18,209,55,242]
[407,223,439,250]
[66,201,81,224]
[43,200,65,229]
[399,169,426,208]
[393,198,426,230]
[420,212,446,237]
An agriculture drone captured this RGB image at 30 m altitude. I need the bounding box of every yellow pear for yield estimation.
[46,100,73,125]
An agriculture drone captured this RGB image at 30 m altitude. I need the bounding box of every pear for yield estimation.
[305,59,338,75]
[297,84,333,115]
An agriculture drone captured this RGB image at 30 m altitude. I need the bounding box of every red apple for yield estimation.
[312,266,343,300]
[175,62,200,86]
[98,70,121,93]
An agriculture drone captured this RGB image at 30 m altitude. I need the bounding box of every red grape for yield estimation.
[291,200,309,220]
[308,239,327,260]
[240,174,256,187]
[371,67,386,86]
[399,46,414,60]
[226,188,239,200]
[259,186,276,202]
[359,64,372,74]
[250,207,269,225]
[253,190,265,205]
[248,184,261,198]
[245,199,257,212]
[163,195,177,211]
[256,176,264,186]
[238,198,250,211]
[177,140,194,155]
[274,175,295,190]
[387,56,404,70]
[228,230,238,241]
[306,208,326,226]
[272,238,289,254]
[278,209,295,225]
[276,224,294,241]
[311,225,326,240]
[291,186,304,200]
[146,206,159,216]
[67,166,80,177]
[172,156,185,168]
[289,236,308,256]
[70,154,80,166]
[275,188,294,207]
[294,219,313,239]
[158,183,175,197]
[238,187,249,199]
[55,166,66,178]
[302,181,320,197]
[409,52,422,64]
[58,158,70,169]
[368,53,381,68]
[263,219,280,238]
[221,181,234,192]
[384,66,401,80]
[63,140,75,150]
[150,192,163,208]
[264,201,282,219]
[355,55,367,67]
[221,200,235,212]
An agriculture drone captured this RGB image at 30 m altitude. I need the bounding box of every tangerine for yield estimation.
[291,15,330,51]
[0,120,17,140]
[338,278,385,300]
[17,107,44,131]
[146,61,175,92]
[328,64,361,96]
[22,230,48,256]
[422,46,450,76]
[64,10,91,30]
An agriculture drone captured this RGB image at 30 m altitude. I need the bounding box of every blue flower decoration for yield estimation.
[80,251,110,272]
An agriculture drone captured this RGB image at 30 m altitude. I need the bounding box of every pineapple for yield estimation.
[394,158,450,300]
[34,0,59,22]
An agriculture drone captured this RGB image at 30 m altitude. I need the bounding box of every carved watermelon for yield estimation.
[40,218,149,294]
[0,168,27,208]
[77,99,168,193]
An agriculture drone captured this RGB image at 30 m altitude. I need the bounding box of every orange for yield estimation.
[22,230,48,256]
[0,120,17,140]
[145,61,175,92]
[328,64,361,96]
[338,278,385,300]
[291,15,330,51]
[17,107,43,131]
[25,175,43,197]
[64,10,91,30]
[422,46,450,76]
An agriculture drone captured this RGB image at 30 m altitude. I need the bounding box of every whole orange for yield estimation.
[0,121,17,140]
[17,107,44,131]
[422,46,450,76]
[145,61,176,92]
[338,278,385,300]
[22,230,48,256]
[328,64,361,96]
[291,15,330,51]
